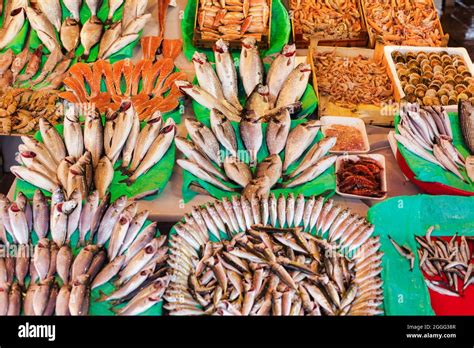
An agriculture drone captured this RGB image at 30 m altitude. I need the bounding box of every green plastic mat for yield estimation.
[182,119,336,202]
[367,194,474,315]
[15,121,175,202]
[395,113,473,192]
[192,63,318,122]
[5,213,162,315]
[181,0,291,62]
[0,0,140,82]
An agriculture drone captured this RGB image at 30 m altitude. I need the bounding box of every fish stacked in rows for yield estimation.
[166,194,384,315]
[176,40,311,122]
[0,190,169,316]
[395,103,470,183]
[177,115,336,198]
[11,101,176,197]
[59,38,185,121]
[0,0,150,60]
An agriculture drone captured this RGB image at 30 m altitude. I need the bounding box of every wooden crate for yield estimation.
[193,0,272,50]
[361,0,448,48]
[291,0,368,49]
[309,41,397,126]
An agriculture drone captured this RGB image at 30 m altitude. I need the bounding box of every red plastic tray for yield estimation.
[396,151,474,197]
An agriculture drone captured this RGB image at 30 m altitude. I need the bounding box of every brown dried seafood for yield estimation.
[0,88,62,135]
[165,195,384,316]
[197,0,270,42]
[312,51,392,108]
[363,0,447,46]
[392,50,474,106]
[290,0,363,40]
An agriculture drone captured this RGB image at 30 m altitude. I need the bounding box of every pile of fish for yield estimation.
[196,0,270,42]
[0,88,62,134]
[11,101,176,197]
[459,101,474,155]
[177,115,337,198]
[0,190,169,316]
[176,40,311,122]
[0,46,72,92]
[59,38,185,121]
[165,195,384,315]
[0,0,151,61]
[389,228,473,296]
[395,104,470,183]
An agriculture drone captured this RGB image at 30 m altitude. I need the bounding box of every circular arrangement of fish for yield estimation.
[165,194,384,315]
[0,190,168,316]
[178,115,337,199]
[12,101,176,201]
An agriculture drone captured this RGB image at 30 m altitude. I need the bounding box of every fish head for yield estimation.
[175,80,193,92]
[38,238,50,248]
[20,150,37,159]
[282,44,296,57]
[298,63,312,73]
[210,108,226,123]
[213,39,229,53]
[64,17,79,27]
[256,84,269,96]
[241,37,257,49]
[148,111,162,124]
[192,51,207,65]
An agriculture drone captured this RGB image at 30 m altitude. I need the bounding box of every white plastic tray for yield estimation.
[320,116,370,154]
[335,154,387,201]
[384,45,474,112]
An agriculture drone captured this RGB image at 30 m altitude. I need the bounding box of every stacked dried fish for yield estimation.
[176,40,311,122]
[290,0,363,40]
[0,0,150,62]
[165,195,384,315]
[196,0,270,42]
[11,102,176,197]
[363,0,446,46]
[0,190,169,316]
[392,50,474,106]
[395,104,469,182]
[0,46,73,93]
[177,115,336,198]
[0,88,62,134]
[312,50,392,108]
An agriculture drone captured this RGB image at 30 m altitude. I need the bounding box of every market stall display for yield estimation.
[0,88,62,135]
[385,46,474,110]
[179,41,317,122]
[367,195,474,315]
[166,194,383,315]
[310,45,393,125]
[395,103,473,195]
[12,102,176,201]
[178,116,336,201]
[0,190,169,316]
[0,0,151,93]
[361,0,448,48]
[59,38,185,123]
[181,0,290,61]
[290,0,368,48]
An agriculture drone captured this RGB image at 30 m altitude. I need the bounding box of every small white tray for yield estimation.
[384,45,474,112]
[320,116,370,154]
[335,154,387,201]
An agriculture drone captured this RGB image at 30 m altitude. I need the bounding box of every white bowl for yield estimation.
[320,116,370,154]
